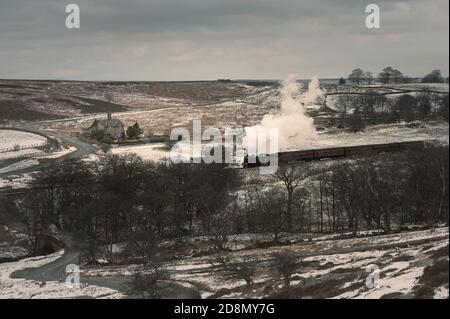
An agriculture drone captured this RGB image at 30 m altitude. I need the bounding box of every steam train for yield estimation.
[243,140,427,168]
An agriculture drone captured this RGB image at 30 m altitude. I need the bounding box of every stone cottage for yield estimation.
[85,113,125,140]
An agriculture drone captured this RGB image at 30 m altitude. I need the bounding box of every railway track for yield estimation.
[0,140,434,197]
[244,140,429,168]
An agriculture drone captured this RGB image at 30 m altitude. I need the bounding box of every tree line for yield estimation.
[333,91,448,131]
[1,145,446,265]
[342,68,448,85]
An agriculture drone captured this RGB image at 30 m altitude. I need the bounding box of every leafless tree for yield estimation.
[212,254,257,287]
[275,164,309,231]
[273,250,299,288]
[127,263,169,299]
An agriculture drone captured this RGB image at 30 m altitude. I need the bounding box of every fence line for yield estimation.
[0,142,49,154]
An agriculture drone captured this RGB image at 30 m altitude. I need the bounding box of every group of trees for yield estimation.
[348,67,401,85]
[219,147,447,241]
[422,70,446,84]
[311,148,449,233]
[378,67,405,84]
[348,69,375,85]
[88,122,143,144]
[334,91,449,131]
[126,122,143,140]
[346,68,448,85]
[18,156,238,263]
[3,145,448,266]
[237,147,448,239]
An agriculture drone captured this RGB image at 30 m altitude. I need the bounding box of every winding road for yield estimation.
[0,127,98,177]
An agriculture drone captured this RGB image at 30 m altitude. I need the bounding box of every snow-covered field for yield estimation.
[309,121,449,150]
[111,143,170,162]
[168,228,449,299]
[107,121,448,162]
[391,83,449,92]
[0,148,44,161]
[0,130,47,150]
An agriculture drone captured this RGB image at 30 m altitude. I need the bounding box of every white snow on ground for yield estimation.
[0,250,123,299]
[111,143,170,162]
[338,262,425,299]
[43,146,77,159]
[0,149,44,160]
[169,229,448,299]
[307,122,449,151]
[313,227,449,251]
[0,130,47,149]
[81,153,102,163]
[0,145,76,174]
[434,285,449,299]
[3,228,446,299]
[391,83,449,92]
[110,141,226,163]
[0,174,33,188]
[108,122,448,161]
[0,159,39,174]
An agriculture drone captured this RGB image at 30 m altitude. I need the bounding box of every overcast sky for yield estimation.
[0,0,448,81]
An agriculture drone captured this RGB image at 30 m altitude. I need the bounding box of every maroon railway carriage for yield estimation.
[243,140,427,168]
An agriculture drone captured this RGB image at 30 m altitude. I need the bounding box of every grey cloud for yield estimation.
[0,0,448,80]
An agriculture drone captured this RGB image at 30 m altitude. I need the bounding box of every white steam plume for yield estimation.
[303,75,324,106]
[245,74,316,151]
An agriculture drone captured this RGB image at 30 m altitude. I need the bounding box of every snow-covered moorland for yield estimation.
[2,228,444,299]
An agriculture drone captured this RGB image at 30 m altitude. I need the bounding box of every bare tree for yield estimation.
[258,190,286,243]
[275,165,308,231]
[212,254,257,287]
[127,263,169,299]
[273,251,299,288]
[208,198,240,251]
[334,94,354,127]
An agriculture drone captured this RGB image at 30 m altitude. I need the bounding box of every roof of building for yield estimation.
[87,118,124,130]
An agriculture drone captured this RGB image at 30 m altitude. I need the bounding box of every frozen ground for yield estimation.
[166,228,449,299]
[111,143,170,162]
[308,121,448,150]
[77,227,448,299]
[0,225,447,299]
[0,130,47,150]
